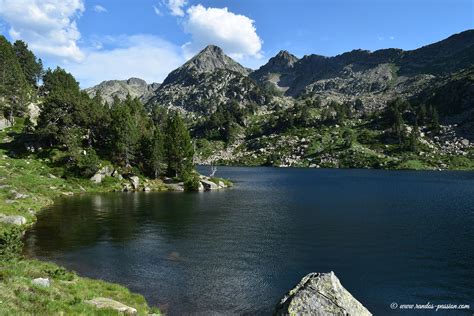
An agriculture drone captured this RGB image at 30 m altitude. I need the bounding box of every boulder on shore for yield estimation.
[85,297,137,315]
[90,166,114,184]
[201,179,219,191]
[0,214,26,225]
[275,272,372,316]
[129,176,140,190]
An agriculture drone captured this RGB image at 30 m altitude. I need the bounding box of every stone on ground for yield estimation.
[0,214,26,225]
[32,278,50,287]
[85,297,137,315]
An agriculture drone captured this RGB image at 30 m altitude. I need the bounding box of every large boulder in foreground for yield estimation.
[275,272,372,316]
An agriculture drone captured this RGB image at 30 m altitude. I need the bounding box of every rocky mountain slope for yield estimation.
[85,77,160,105]
[252,30,474,111]
[86,30,474,170]
[147,45,269,115]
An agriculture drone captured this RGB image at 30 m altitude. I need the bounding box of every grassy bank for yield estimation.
[0,123,162,315]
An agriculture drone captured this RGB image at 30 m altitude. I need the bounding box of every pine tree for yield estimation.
[36,67,82,145]
[13,40,43,86]
[165,112,194,179]
[109,97,141,167]
[0,36,28,123]
[387,98,407,144]
[150,127,164,178]
[343,129,355,148]
[417,103,427,125]
[429,106,440,135]
[407,121,419,152]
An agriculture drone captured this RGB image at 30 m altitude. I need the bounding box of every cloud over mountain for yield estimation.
[183,5,263,60]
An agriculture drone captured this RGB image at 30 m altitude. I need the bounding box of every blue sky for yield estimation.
[0,0,472,87]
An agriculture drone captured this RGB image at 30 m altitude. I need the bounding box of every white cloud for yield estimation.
[153,5,162,16]
[93,5,107,13]
[162,0,187,17]
[64,35,185,88]
[389,36,395,40]
[183,5,263,60]
[0,0,85,62]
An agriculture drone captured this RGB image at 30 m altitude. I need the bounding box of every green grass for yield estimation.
[0,122,161,315]
[0,259,159,315]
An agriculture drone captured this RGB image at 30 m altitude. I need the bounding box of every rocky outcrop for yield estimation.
[85,297,137,315]
[85,77,161,105]
[275,272,371,316]
[90,166,114,184]
[0,117,12,130]
[129,176,140,190]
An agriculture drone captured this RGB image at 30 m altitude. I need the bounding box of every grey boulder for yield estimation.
[85,297,137,315]
[130,176,140,190]
[0,214,26,225]
[32,278,50,287]
[275,272,372,316]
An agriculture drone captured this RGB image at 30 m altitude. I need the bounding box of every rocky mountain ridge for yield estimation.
[85,77,160,105]
[87,29,473,116]
[147,45,269,115]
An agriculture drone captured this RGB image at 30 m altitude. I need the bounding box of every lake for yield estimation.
[23,167,474,315]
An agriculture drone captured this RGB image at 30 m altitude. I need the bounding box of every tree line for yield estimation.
[0,35,195,183]
[34,68,195,181]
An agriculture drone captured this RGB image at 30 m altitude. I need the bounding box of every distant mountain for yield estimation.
[85,78,161,105]
[251,50,299,93]
[91,30,474,118]
[148,45,269,114]
[252,29,474,110]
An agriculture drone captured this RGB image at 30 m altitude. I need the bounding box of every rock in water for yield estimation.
[275,272,372,316]
[85,297,137,315]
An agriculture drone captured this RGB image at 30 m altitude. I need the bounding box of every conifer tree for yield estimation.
[13,40,43,86]
[0,36,28,123]
[165,112,194,178]
[150,127,164,178]
[36,67,82,145]
[109,97,141,167]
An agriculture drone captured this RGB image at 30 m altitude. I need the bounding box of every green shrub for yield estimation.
[0,226,23,259]
[183,174,201,192]
[44,266,75,281]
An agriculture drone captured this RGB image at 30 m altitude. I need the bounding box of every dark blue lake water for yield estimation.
[23,167,474,315]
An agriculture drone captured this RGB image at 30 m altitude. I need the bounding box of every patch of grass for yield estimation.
[0,258,156,315]
[209,177,233,187]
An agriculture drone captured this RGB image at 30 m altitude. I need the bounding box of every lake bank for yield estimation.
[0,124,165,314]
[25,166,474,315]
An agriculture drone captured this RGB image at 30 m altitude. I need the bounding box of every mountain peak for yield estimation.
[162,44,250,85]
[273,50,299,67]
[200,45,225,55]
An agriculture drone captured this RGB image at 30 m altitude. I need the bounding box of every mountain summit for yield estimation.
[149,45,267,114]
[162,45,250,86]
